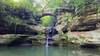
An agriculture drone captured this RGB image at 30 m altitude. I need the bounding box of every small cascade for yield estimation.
[45,27,54,56]
[45,27,54,47]
[45,28,49,47]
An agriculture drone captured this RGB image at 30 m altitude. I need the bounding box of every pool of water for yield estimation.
[0,46,100,56]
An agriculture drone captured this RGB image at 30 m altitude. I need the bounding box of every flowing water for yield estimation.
[0,46,100,56]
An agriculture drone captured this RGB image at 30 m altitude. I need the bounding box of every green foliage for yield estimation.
[97,2,100,13]
[34,0,62,12]
[40,16,51,27]
[0,0,35,25]
[0,0,37,12]
[68,0,85,9]
[65,13,73,22]
[73,0,84,8]
[47,0,62,10]
[97,7,100,13]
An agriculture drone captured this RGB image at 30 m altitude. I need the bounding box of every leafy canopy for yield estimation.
[0,0,36,12]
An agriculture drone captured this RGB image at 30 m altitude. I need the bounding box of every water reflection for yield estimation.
[75,48,100,56]
[0,46,99,56]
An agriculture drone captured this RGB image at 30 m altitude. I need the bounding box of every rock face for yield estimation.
[53,0,100,46]
[0,23,38,35]
[56,15,100,33]
[71,19,100,32]
[0,34,16,44]
[61,8,100,33]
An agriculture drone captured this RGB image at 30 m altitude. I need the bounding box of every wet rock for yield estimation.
[45,28,58,37]
[62,25,68,33]
[7,35,31,46]
[80,44,98,48]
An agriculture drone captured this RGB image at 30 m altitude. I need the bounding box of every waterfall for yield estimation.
[45,27,53,47]
[45,27,53,56]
